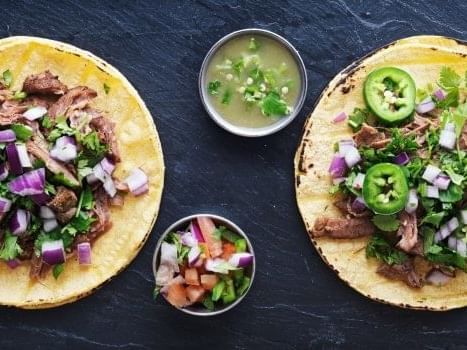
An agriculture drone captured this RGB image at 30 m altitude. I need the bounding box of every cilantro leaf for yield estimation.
[47,115,75,142]
[372,215,400,232]
[208,80,221,96]
[347,108,369,132]
[221,88,232,105]
[426,244,466,270]
[232,58,244,76]
[53,263,64,279]
[366,235,407,265]
[2,69,12,88]
[0,232,23,260]
[439,183,463,203]
[260,92,288,116]
[421,211,446,228]
[438,67,461,109]
[41,115,53,129]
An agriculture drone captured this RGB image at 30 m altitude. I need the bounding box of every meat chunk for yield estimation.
[90,115,121,162]
[353,123,389,149]
[396,211,418,253]
[377,259,423,288]
[0,113,25,126]
[55,207,77,224]
[311,217,375,239]
[23,70,68,95]
[459,123,467,150]
[48,86,97,118]
[47,186,78,213]
[27,139,80,187]
[1,99,28,115]
[29,253,44,280]
[89,188,112,239]
[333,198,371,218]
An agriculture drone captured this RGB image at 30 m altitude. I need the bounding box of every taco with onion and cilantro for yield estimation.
[296,36,467,310]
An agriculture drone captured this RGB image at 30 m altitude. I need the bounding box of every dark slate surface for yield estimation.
[0,1,466,349]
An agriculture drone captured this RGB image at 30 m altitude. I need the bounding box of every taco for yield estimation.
[0,37,164,308]
[295,36,467,310]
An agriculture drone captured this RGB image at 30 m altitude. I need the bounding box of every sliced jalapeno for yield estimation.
[363,163,409,215]
[363,67,416,124]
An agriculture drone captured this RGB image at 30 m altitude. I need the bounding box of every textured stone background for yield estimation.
[0,1,466,349]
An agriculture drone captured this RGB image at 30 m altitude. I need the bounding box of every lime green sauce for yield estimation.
[206,35,301,128]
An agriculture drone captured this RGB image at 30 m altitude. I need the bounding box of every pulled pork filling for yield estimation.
[312,66,467,288]
[0,70,140,280]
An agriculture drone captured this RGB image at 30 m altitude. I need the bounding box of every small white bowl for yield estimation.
[152,214,255,316]
[199,28,308,137]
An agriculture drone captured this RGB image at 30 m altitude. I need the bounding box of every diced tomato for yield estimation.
[166,283,188,308]
[200,274,219,290]
[198,217,223,257]
[186,285,205,303]
[221,242,236,260]
[185,268,199,286]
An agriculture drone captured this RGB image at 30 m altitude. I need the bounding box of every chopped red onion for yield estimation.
[0,197,12,213]
[444,122,455,132]
[160,242,179,273]
[103,176,117,197]
[433,174,450,190]
[328,155,347,178]
[415,97,435,114]
[433,88,446,101]
[6,258,20,269]
[426,185,439,199]
[100,157,115,174]
[439,129,456,150]
[30,193,50,205]
[6,143,22,175]
[351,197,367,213]
[405,189,418,214]
[394,152,410,165]
[9,209,29,235]
[43,218,58,232]
[50,137,77,162]
[352,173,365,190]
[156,264,175,286]
[8,168,45,196]
[0,129,16,143]
[86,172,99,185]
[448,236,457,250]
[23,106,47,121]
[447,217,459,232]
[39,206,55,219]
[426,269,452,286]
[188,245,201,266]
[461,209,467,225]
[0,163,8,181]
[434,231,443,243]
[181,231,198,247]
[338,139,355,156]
[124,168,149,194]
[77,242,92,265]
[344,147,361,168]
[422,165,441,183]
[132,183,148,196]
[333,111,347,123]
[16,144,32,168]
[190,220,204,243]
[228,253,254,268]
[457,240,466,257]
[205,258,237,274]
[41,240,65,265]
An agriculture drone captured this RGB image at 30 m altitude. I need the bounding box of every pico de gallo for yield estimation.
[154,216,254,311]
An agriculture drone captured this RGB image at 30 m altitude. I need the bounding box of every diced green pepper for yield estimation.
[235,239,247,252]
[11,124,33,141]
[222,279,236,304]
[221,229,242,243]
[237,276,251,296]
[232,268,244,286]
[211,280,225,301]
[202,296,215,311]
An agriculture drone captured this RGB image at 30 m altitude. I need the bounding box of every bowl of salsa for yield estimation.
[199,28,307,137]
[152,214,255,316]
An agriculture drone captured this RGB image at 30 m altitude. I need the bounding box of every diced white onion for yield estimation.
[352,173,365,190]
[16,144,32,168]
[448,236,457,250]
[43,218,58,232]
[338,139,355,156]
[422,165,441,183]
[344,146,361,168]
[405,189,418,214]
[23,106,47,121]
[447,217,459,232]
[460,209,467,225]
[426,185,439,199]
[439,129,456,150]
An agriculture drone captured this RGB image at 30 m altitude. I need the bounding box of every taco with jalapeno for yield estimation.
[295,36,467,310]
[0,37,164,308]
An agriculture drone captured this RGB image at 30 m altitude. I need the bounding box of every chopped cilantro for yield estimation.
[348,108,369,131]
[221,88,232,105]
[248,37,260,51]
[421,211,446,228]
[426,244,466,270]
[439,183,463,203]
[372,215,400,232]
[41,115,53,129]
[103,83,110,94]
[0,232,23,261]
[47,115,75,142]
[76,186,94,217]
[12,91,26,101]
[232,58,244,77]
[366,235,407,265]
[2,69,12,88]
[53,263,64,279]
[81,131,106,154]
[208,80,221,95]
[260,92,288,116]
[437,66,462,109]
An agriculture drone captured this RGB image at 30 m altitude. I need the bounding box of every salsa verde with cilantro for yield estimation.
[206,35,300,128]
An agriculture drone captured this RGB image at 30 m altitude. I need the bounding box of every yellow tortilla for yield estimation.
[0,36,164,308]
[295,36,467,310]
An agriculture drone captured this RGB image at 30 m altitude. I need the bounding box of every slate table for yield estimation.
[1,1,466,349]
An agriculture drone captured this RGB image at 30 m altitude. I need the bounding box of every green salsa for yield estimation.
[206,35,301,128]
